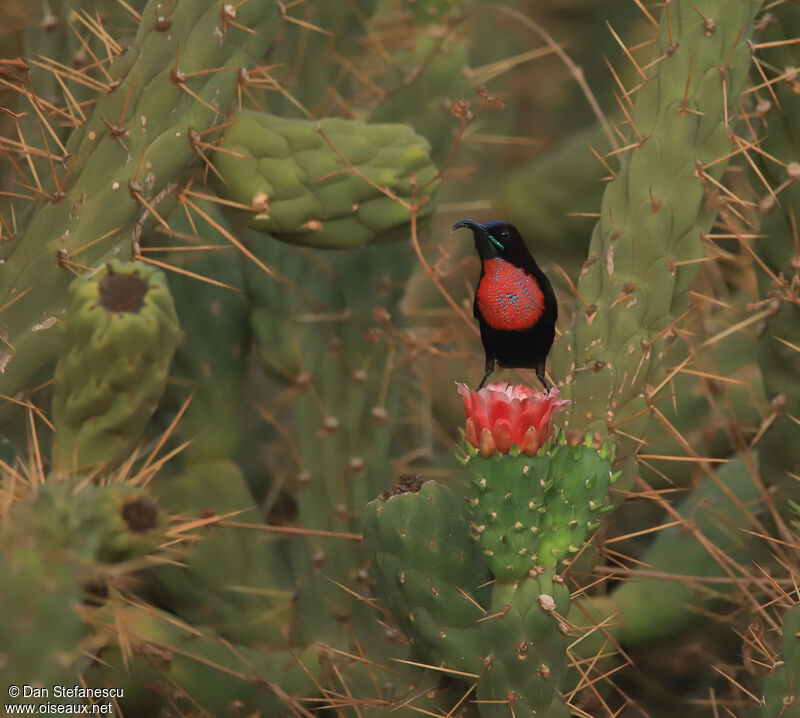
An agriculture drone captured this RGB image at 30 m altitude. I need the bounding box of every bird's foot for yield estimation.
[476,358,496,391]
[536,364,551,391]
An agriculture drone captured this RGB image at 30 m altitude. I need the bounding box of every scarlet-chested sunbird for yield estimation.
[452,219,557,390]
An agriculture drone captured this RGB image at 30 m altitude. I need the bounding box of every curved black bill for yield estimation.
[451,218,501,259]
[451,218,485,233]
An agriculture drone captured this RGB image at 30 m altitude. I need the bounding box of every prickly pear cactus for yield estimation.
[3,0,799,713]
[0,481,162,690]
[0,0,278,404]
[51,261,179,473]
[550,0,763,492]
[212,112,440,248]
[464,431,615,578]
[363,476,489,675]
[364,381,614,716]
[463,429,613,716]
[478,573,572,718]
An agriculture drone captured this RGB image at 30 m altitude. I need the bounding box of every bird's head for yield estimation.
[451,219,529,265]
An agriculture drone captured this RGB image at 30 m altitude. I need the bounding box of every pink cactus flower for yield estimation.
[456,382,569,457]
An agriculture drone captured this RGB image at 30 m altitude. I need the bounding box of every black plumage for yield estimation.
[452,219,557,390]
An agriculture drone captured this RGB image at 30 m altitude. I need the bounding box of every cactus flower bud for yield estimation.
[457,382,569,456]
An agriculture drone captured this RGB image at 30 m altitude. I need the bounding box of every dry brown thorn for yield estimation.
[607,20,647,81]
[153,0,174,31]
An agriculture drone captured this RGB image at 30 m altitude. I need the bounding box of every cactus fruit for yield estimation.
[363,476,489,675]
[211,112,439,248]
[51,261,179,473]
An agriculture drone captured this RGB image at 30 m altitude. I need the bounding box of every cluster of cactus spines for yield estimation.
[464,431,615,579]
[760,603,800,718]
[750,2,800,512]
[0,0,277,405]
[51,261,178,473]
[550,0,762,493]
[212,111,439,248]
[149,458,295,647]
[157,200,248,463]
[87,601,320,716]
[363,477,489,676]
[571,455,766,651]
[0,480,162,690]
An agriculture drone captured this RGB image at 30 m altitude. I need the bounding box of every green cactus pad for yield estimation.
[753,2,800,512]
[465,435,614,579]
[363,477,489,675]
[86,602,320,716]
[51,261,179,472]
[0,480,163,689]
[536,437,614,567]
[212,111,439,248]
[477,573,572,718]
[761,604,800,718]
[150,459,294,647]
